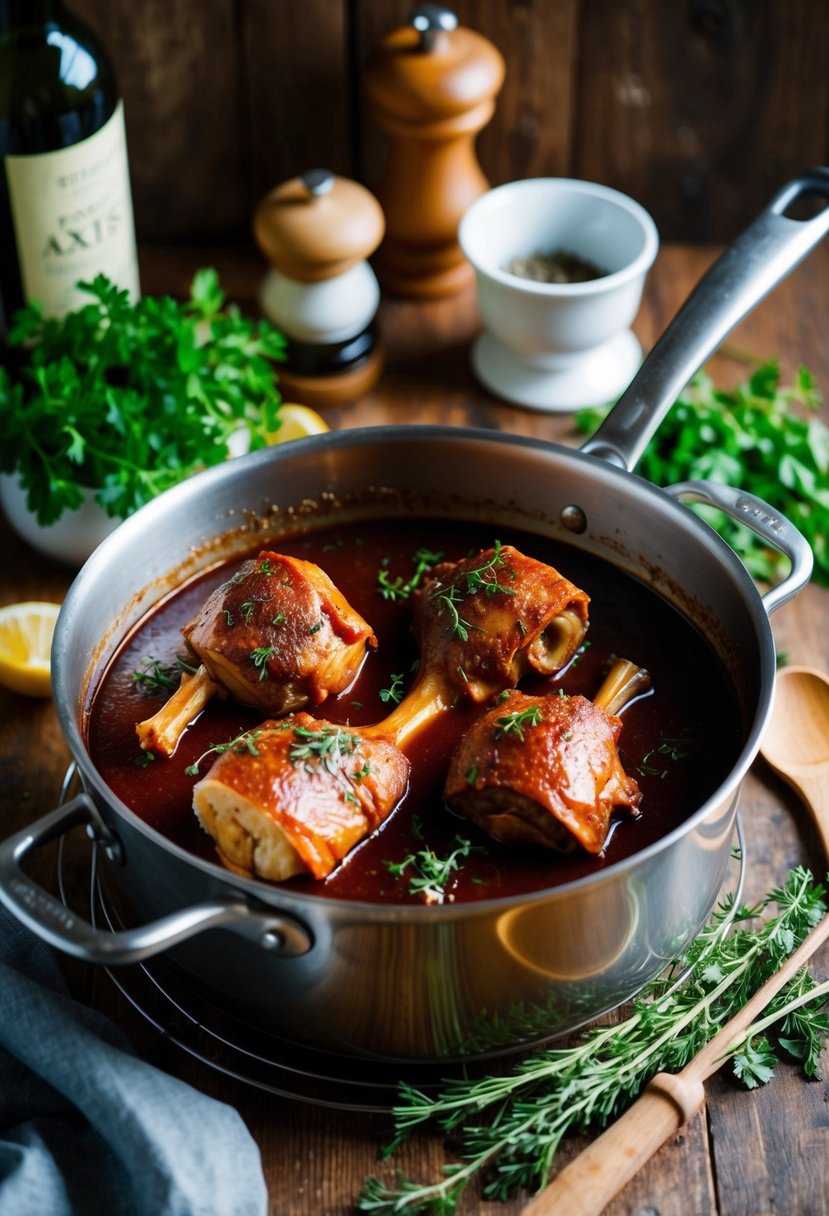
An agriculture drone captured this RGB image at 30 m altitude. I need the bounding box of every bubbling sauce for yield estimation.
[87,519,744,904]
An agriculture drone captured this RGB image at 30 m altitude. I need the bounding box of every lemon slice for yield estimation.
[0,601,61,698]
[269,403,330,444]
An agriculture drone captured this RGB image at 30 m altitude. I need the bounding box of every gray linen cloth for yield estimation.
[0,907,268,1216]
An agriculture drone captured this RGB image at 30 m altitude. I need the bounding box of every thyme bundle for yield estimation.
[359,867,829,1214]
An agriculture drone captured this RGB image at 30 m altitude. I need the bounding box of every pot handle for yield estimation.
[0,793,313,964]
[581,167,829,471]
[663,479,813,614]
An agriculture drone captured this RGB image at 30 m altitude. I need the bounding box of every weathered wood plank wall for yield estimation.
[72,0,829,246]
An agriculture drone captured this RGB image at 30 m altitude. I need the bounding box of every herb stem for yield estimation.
[724,975,829,1057]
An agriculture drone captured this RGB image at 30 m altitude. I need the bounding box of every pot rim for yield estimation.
[56,424,775,920]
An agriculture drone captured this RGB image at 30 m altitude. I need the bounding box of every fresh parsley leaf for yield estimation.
[576,360,828,587]
[0,271,286,525]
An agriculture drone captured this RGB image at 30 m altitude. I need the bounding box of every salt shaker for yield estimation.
[253,169,385,407]
[363,4,505,298]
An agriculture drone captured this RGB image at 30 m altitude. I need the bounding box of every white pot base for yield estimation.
[470,328,643,412]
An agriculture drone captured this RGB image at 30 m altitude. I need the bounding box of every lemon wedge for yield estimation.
[269,404,330,444]
[0,601,60,698]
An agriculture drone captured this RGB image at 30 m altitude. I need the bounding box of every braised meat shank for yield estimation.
[412,543,589,704]
[137,551,376,756]
[193,713,410,881]
[445,660,648,854]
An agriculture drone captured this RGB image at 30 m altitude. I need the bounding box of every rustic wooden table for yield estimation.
[2,241,827,1215]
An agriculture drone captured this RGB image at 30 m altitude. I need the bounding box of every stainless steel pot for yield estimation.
[1,171,827,1062]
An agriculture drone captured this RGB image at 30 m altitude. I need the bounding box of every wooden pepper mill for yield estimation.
[253,168,385,407]
[363,4,505,298]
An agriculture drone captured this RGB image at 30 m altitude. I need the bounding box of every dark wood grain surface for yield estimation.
[68,0,829,244]
[1,241,827,1215]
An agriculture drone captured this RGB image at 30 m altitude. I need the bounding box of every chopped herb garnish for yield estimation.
[637,733,698,778]
[288,725,361,774]
[465,764,478,786]
[377,547,444,602]
[223,609,234,627]
[133,750,156,767]
[271,611,286,627]
[494,705,543,741]
[379,672,405,705]
[430,542,516,640]
[308,620,324,635]
[131,656,178,693]
[240,595,271,624]
[384,835,482,903]
[185,727,265,776]
[249,645,276,679]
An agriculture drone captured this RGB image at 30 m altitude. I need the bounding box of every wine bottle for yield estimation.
[0,0,140,340]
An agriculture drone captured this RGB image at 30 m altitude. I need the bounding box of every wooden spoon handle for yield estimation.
[520,1074,705,1216]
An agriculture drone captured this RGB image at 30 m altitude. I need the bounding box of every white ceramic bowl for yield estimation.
[0,474,120,566]
[458,177,659,410]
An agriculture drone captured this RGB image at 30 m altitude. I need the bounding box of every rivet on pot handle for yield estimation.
[664,479,814,615]
[0,794,313,964]
[582,167,829,472]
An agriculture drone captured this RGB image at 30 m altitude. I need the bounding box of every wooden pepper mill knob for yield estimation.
[363,4,505,298]
[253,168,385,407]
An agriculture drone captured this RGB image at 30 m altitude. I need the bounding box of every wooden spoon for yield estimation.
[759,665,829,859]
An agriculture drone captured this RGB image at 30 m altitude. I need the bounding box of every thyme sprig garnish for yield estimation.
[131,652,198,693]
[249,645,277,680]
[184,727,265,776]
[240,595,272,624]
[379,673,406,705]
[378,547,444,602]
[637,731,700,779]
[358,867,829,1214]
[384,835,483,904]
[494,705,543,741]
[430,542,516,641]
[288,725,361,774]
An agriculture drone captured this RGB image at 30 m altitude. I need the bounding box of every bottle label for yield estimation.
[4,101,140,317]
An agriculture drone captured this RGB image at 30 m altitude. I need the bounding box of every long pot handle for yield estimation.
[0,793,313,964]
[581,166,829,471]
[664,479,813,614]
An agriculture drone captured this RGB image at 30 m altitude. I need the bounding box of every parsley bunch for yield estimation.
[0,270,285,525]
[577,360,828,586]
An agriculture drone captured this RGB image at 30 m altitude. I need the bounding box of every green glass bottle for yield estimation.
[0,0,139,338]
